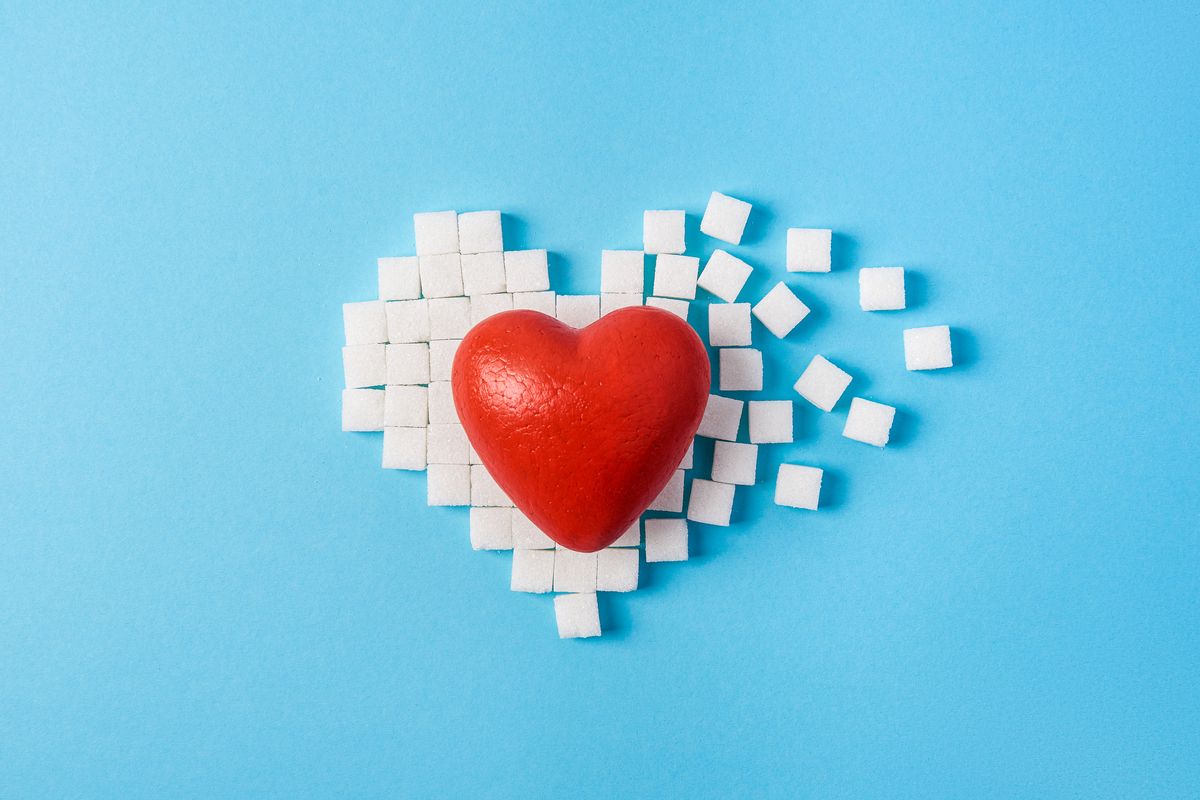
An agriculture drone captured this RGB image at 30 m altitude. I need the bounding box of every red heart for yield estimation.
[452,307,710,552]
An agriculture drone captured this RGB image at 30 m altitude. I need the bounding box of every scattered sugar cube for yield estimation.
[426,422,469,464]
[343,344,386,388]
[556,294,600,328]
[385,343,430,385]
[511,290,557,315]
[470,292,514,327]
[429,338,461,382]
[600,250,645,293]
[597,548,639,592]
[842,397,896,447]
[504,250,550,293]
[601,292,642,316]
[708,302,752,347]
[678,440,694,470]
[382,426,427,470]
[457,210,503,254]
[413,210,459,256]
[859,267,906,311]
[653,254,700,300]
[554,550,598,592]
[511,549,555,593]
[775,464,823,510]
[385,299,430,343]
[343,300,388,345]
[611,520,641,547]
[696,393,744,441]
[904,325,953,370]
[460,252,507,295]
[418,253,465,298]
[384,385,428,427]
[748,400,794,444]
[648,469,686,512]
[512,510,556,549]
[470,464,513,507]
[700,191,752,245]
[470,507,513,550]
[711,441,758,485]
[378,256,421,301]
[341,388,385,431]
[752,283,810,338]
[793,355,852,412]
[643,210,686,255]
[427,464,471,506]
[786,228,832,272]
[718,348,763,392]
[427,297,472,340]
[697,250,753,302]
[687,479,735,526]
[427,381,459,424]
[645,296,689,320]
[554,592,601,638]
[644,518,688,562]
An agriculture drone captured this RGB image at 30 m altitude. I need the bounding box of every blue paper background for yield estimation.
[2,2,1197,797]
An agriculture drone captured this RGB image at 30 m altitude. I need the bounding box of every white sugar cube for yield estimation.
[460,252,507,295]
[470,464,513,507]
[752,283,810,338]
[748,400,794,444]
[512,290,556,315]
[343,300,387,345]
[554,549,598,592]
[377,256,421,300]
[600,292,642,316]
[687,479,735,526]
[504,250,550,293]
[644,518,688,562]
[427,297,472,340]
[343,344,386,388]
[469,443,481,464]
[653,254,700,300]
[842,397,896,447]
[385,299,430,343]
[418,253,464,298]
[647,469,686,512]
[512,510,556,549]
[427,463,470,506]
[385,343,430,385]
[382,426,426,470]
[429,338,461,382]
[645,296,689,320]
[904,325,953,370]
[711,441,757,485]
[426,422,469,464]
[457,210,503,254]
[511,549,555,593]
[696,393,744,441]
[611,520,641,547]
[859,267,906,311]
[341,388,384,431]
[786,228,832,272]
[428,381,459,424]
[697,250,753,302]
[597,548,639,591]
[708,303,752,347]
[470,507,513,550]
[678,440,694,470]
[775,464,823,510]
[470,292,514,327]
[600,250,645,293]
[413,210,459,256]
[718,348,763,392]
[556,294,600,328]
[700,191,752,245]
[793,355,852,412]
[643,209,686,255]
[384,385,428,427]
[554,592,601,638]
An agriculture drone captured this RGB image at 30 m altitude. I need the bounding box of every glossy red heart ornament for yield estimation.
[452,306,710,552]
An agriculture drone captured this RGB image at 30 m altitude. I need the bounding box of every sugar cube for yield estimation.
[600,250,645,293]
[859,267,906,311]
[842,397,896,447]
[554,592,601,638]
[504,250,550,293]
[647,469,686,512]
[700,191,752,245]
[427,297,472,340]
[611,520,641,547]
[418,253,465,298]
[428,381,459,424]
[904,325,953,370]
[470,507,513,550]
[708,303,752,347]
[645,296,689,320]
[382,426,426,470]
[556,294,600,328]
[643,210,686,255]
[678,440,694,470]
[426,464,471,506]
[383,385,428,427]
[793,355,852,412]
[343,300,388,345]
[687,479,735,526]
[460,251,507,296]
[597,548,639,592]
[752,283,810,338]
[696,394,744,441]
[343,344,386,388]
[377,256,421,301]
[748,400,794,444]
[718,348,763,392]
[786,228,832,272]
[457,210,503,254]
[600,292,642,316]
[470,292,514,327]
[653,254,700,300]
[512,290,557,316]
[385,343,430,385]
[426,422,469,464]
[413,210,459,256]
[385,299,430,343]
[512,510,556,549]
[554,550,598,592]
[469,443,482,464]
[471,464,513,507]
[511,549,555,593]
[429,338,461,382]
[775,464,823,510]
[711,441,758,485]
[341,388,384,431]
[644,518,688,562]
[697,250,753,302]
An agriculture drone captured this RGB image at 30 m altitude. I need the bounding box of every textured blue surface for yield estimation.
[1,2,1197,797]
